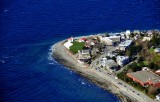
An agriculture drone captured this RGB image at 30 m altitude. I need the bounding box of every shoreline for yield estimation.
[51,41,138,102]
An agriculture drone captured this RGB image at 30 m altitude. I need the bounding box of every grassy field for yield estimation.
[70,41,85,54]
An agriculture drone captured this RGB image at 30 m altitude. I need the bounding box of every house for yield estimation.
[79,38,87,42]
[126,30,131,39]
[120,33,126,40]
[106,52,117,58]
[91,48,99,56]
[134,34,141,40]
[108,36,121,42]
[147,30,154,37]
[117,40,132,51]
[85,39,97,47]
[142,37,151,41]
[68,37,74,42]
[100,59,119,71]
[99,36,121,46]
[78,49,91,64]
[101,37,114,45]
[127,70,160,88]
[78,49,91,59]
[156,93,160,101]
[133,30,140,35]
[154,48,160,53]
[116,56,129,66]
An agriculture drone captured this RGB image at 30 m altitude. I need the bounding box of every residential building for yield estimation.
[126,30,131,39]
[100,59,119,71]
[143,37,151,41]
[120,33,126,40]
[79,38,87,42]
[68,37,74,42]
[91,48,99,56]
[85,39,97,47]
[107,52,117,58]
[78,49,91,59]
[154,48,160,53]
[117,40,132,51]
[147,30,154,37]
[99,36,121,46]
[127,70,160,88]
[133,30,140,35]
[116,56,129,66]
[101,37,114,45]
[108,36,121,42]
[134,34,141,40]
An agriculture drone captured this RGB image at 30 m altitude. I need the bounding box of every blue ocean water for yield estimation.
[0,0,160,102]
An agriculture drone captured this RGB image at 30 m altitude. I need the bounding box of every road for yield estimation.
[90,46,156,102]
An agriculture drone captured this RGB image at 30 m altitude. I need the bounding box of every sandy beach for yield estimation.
[51,40,140,102]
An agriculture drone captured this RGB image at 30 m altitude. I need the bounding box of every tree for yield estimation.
[148,86,158,95]
[126,50,132,57]
[148,62,155,69]
[112,56,116,62]
[129,62,141,72]
[137,56,144,63]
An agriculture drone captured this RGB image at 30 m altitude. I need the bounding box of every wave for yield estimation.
[0,60,5,64]
[2,56,14,59]
[78,78,90,86]
[3,9,9,13]
[47,44,60,65]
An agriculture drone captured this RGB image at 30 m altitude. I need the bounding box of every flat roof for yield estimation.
[128,70,160,83]
[105,59,118,67]
[117,56,129,61]
[119,40,132,47]
[102,37,112,42]
[154,48,160,52]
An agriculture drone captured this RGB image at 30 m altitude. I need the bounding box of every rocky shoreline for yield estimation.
[52,41,138,102]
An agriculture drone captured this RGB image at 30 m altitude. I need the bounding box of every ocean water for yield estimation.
[0,0,160,102]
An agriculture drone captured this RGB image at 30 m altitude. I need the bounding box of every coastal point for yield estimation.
[52,30,160,102]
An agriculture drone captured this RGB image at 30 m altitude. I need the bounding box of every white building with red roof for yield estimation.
[79,38,87,42]
[68,37,74,42]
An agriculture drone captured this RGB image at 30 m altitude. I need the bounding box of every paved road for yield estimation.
[90,47,156,102]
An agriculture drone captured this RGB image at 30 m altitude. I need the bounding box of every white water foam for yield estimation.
[0,60,5,64]
[78,78,88,85]
[3,9,9,13]
[2,56,14,59]
[47,44,60,65]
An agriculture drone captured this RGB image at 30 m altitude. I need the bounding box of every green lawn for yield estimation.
[70,41,85,54]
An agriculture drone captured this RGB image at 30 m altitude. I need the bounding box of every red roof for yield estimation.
[80,38,87,41]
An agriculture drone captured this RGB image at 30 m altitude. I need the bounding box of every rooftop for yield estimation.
[105,59,119,68]
[128,70,160,83]
[117,56,129,61]
[154,48,160,53]
[119,40,132,47]
[101,37,112,42]
[79,49,90,55]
